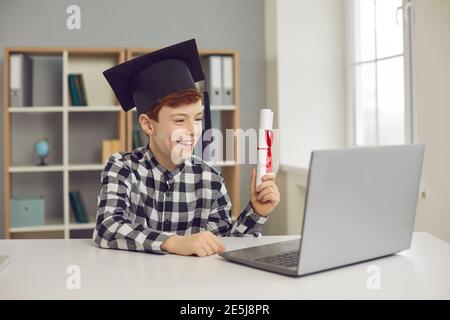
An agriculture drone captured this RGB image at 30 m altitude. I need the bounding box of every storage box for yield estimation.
[10,196,45,227]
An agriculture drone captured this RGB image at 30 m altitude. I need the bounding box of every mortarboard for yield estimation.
[102,38,213,154]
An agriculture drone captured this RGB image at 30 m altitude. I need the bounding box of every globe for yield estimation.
[34,139,50,165]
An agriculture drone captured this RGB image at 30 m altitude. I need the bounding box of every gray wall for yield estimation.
[0,0,267,237]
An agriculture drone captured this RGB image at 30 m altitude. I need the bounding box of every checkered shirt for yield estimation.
[92,144,268,254]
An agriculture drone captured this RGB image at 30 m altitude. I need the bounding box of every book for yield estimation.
[69,191,89,223]
[76,74,88,106]
[110,139,121,154]
[68,74,80,106]
[102,140,111,164]
[68,73,87,106]
[102,139,121,164]
[73,74,82,106]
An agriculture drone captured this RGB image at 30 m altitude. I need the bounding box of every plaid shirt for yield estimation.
[92,143,268,254]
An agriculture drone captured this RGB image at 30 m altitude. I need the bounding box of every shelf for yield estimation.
[10,223,96,235]
[9,106,122,112]
[210,105,236,111]
[9,165,107,172]
[10,218,65,233]
[69,222,96,230]
[130,105,236,112]
[68,164,105,171]
[205,160,237,167]
[9,165,64,173]
[67,106,121,112]
[9,106,64,113]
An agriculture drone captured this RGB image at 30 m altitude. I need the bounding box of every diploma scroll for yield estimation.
[256,108,274,187]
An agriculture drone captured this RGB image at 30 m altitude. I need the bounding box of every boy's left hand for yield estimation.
[249,168,280,217]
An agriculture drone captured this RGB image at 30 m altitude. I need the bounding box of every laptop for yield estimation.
[220,144,425,277]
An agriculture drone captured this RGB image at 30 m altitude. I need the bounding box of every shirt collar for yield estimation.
[143,143,186,179]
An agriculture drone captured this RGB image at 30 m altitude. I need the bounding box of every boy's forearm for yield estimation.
[160,231,225,257]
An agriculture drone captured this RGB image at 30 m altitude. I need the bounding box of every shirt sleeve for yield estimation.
[206,174,268,237]
[92,154,175,254]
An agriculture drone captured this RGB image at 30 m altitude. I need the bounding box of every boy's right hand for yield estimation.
[161,231,226,257]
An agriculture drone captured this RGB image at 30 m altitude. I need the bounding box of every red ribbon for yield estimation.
[258,129,274,172]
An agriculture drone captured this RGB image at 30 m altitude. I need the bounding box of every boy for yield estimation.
[93,39,280,257]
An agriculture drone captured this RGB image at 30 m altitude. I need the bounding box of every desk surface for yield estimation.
[0,232,449,299]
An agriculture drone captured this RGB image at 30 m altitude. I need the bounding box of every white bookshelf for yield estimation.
[3,47,126,239]
[3,46,242,238]
[206,160,237,167]
[8,164,105,174]
[130,105,236,112]
[9,106,121,113]
[10,217,65,233]
[67,105,121,112]
[210,105,236,111]
[9,165,64,173]
[9,106,64,113]
[68,164,105,171]
[68,222,97,230]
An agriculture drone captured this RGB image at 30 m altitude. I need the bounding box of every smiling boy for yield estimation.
[93,39,280,257]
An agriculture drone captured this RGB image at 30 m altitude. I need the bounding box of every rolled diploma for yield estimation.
[256,109,273,187]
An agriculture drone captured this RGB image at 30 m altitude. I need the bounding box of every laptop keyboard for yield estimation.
[255,251,300,268]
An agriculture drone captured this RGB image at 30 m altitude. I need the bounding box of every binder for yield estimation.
[202,56,223,106]
[222,56,234,105]
[10,53,33,107]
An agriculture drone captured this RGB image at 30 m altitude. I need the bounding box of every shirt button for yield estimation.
[167,173,173,179]
[166,192,171,197]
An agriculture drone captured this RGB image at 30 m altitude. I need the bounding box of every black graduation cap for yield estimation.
[103,38,213,153]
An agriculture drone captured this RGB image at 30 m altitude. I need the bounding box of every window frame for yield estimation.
[345,0,414,146]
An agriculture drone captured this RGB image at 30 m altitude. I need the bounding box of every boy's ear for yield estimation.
[139,114,154,136]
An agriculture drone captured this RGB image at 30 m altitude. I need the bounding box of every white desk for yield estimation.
[0,232,449,299]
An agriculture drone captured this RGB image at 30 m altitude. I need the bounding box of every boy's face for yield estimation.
[140,99,203,164]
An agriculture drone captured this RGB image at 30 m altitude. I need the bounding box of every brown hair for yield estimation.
[145,89,203,122]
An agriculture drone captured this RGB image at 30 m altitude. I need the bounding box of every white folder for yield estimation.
[10,53,33,107]
[203,55,223,106]
[222,56,234,105]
